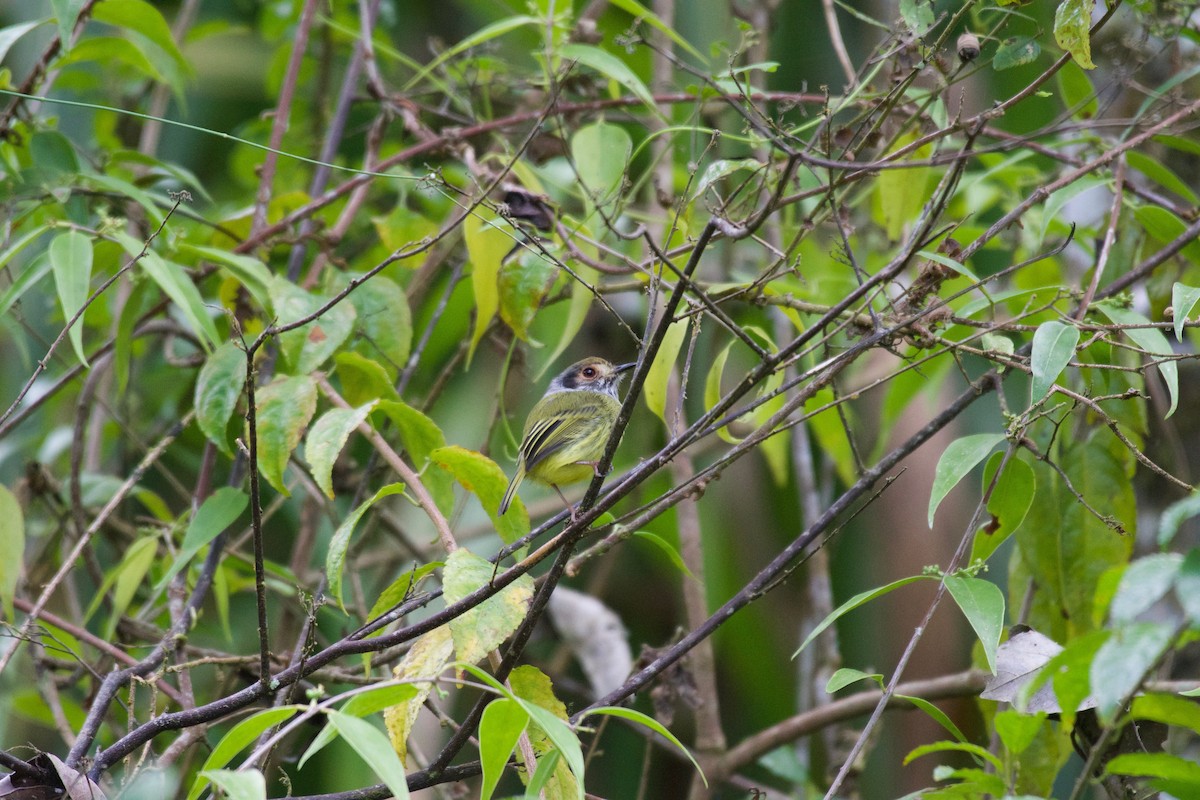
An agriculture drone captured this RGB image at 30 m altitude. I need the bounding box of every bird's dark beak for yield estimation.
[616,361,636,373]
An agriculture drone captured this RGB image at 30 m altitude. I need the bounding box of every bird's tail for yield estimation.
[499,463,524,515]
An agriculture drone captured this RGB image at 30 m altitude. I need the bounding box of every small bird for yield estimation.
[499,357,635,517]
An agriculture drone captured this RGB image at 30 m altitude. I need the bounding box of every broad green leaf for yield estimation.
[48,230,93,366]
[443,548,534,674]
[873,131,933,241]
[50,0,83,44]
[1090,622,1175,722]
[644,319,688,423]
[691,158,764,200]
[306,402,376,499]
[1176,549,1200,625]
[499,250,557,341]
[560,44,657,114]
[56,36,167,86]
[1054,0,1095,70]
[362,563,441,638]
[0,20,46,66]
[1107,752,1200,783]
[972,452,1035,563]
[29,130,79,176]
[993,36,1040,70]
[195,341,246,457]
[254,375,318,495]
[1110,553,1182,622]
[898,0,934,34]
[92,0,188,76]
[1130,693,1200,736]
[86,173,166,227]
[944,575,1005,674]
[570,121,633,211]
[993,710,1045,756]
[188,706,300,800]
[633,531,696,580]
[158,487,248,592]
[538,261,598,376]
[794,576,932,656]
[928,433,1005,528]
[269,277,356,375]
[1137,207,1200,266]
[113,278,150,397]
[1029,320,1078,404]
[1171,283,1200,341]
[897,694,969,743]
[198,770,265,800]
[1159,493,1200,547]
[1095,303,1178,417]
[378,400,455,515]
[0,225,52,316]
[431,445,528,544]
[480,698,528,800]
[522,705,584,799]
[327,711,410,800]
[325,483,407,611]
[335,352,399,406]
[464,212,513,363]
[177,244,273,312]
[337,272,412,375]
[0,485,24,619]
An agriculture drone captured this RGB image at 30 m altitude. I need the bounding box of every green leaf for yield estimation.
[325,483,406,611]
[198,770,265,800]
[1090,622,1175,722]
[898,0,934,35]
[904,740,1002,770]
[898,695,969,743]
[158,487,248,592]
[0,485,25,619]
[50,0,83,45]
[115,232,219,351]
[538,262,597,377]
[188,707,300,800]
[104,535,158,638]
[301,684,420,767]
[86,173,166,227]
[873,131,933,241]
[644,318,688,423]
[1136,206,1200,265]
[57,36,167,86]
[443,548,535,673]
[928,433,1006,528]
[1130,693,1200,736]
[972,452,1034,563]
[560,44,657,114]
[362,563,441,642]
[1054,0,1096,70]
[403,14,540,91]
[48,230,93,366]
[377,400,455,515]
[337,273,412,375]
[944,575,1005,674]
[1029,320,1079,404]
[633,531,696,580]
[1095,303,1178,418]
[480,698,528,800]
[432,445,529,544]
[825,668,883,693]
[993,36,1040,71]
[464,212,513,363]
[335,352,400,406]
[569,121,633,211]
[499,250,557,341]
[691,158,764,200]
[91,0,189,77]
[1110,553,1182,622]
[993,709,1045,756]
[254,375,318,495]
[269,277,356,376]
[29,131,79,176]
[0,225,52,317]
[1171,283,1200,341]
[1173,548,1200,626]
[0,20,47,73]
[1107,752,1200,783]
[327,711,410,800]
[306,402,376,499]
[794,576,932,657]
[195,341,246,457]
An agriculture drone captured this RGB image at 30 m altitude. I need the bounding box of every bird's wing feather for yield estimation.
[521,413,592,472]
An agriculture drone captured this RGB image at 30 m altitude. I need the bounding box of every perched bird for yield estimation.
[499,357,635,517]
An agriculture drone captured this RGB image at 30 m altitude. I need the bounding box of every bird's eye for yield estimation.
[582,367,597,378]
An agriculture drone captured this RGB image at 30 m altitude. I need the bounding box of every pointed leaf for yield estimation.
[1096,303,1179,417]
[48,230,93,366]
[188,707,301,800]
[1054,0,1095,70]
[944,575,1005,674]
[480,698,528,800]
[195,341,246,457]
[269,277,356,375]
[560,44,657,114]
[794,576,932,657]
[928,433,1005,527]
[327,711,410,800]
[0,485,25,619]
[464,213,513,362]
[569,120,633,211]
[431,445,529,544]
[254,375,318,495]
[443,548,535,673]
[384,626,455,765]
[1029,320,1079,404]
[158,487,248,592]
[325,483,407,611]
[1171,282,1200,341]
[198,770,264,800]
[644,319,688,423]
[306,402,376,499]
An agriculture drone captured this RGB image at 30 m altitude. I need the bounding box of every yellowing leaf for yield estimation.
[443,548,534,675]
[644,319,689,424]
[431,445,529,544]
[254,375,318,495]
[384,626,455,765]
[465,212,515,363]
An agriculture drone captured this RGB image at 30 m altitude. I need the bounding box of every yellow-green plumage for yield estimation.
[499,357,634,516]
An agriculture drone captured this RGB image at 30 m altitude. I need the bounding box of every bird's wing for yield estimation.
[520,413,592,472]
